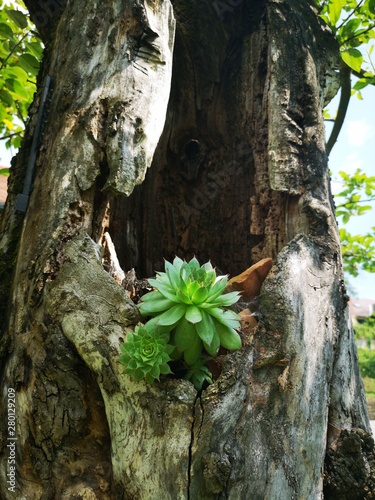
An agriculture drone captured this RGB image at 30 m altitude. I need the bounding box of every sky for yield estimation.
[326,83,375,300]
[1,69,374,300]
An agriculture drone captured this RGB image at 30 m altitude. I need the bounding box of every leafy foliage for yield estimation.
[318,0,375,96]
[354,313,375,341]
[184,359,214,391]
[334,169,375,275]
[358,348,375,378]
[119,325,173,384]
[0,0,43,150]
[362,376,375,396]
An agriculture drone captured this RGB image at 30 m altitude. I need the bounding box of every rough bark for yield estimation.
[0,0,373,498]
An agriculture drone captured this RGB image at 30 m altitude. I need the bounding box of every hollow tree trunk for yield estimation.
[0,0,373,498]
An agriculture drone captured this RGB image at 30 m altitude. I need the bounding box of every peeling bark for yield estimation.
[0,0,373,498]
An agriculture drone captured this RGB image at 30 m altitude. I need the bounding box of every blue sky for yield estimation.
[326,83,375,299]
[1,77,374,299]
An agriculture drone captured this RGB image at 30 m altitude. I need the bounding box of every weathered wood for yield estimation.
[0,0,373,498]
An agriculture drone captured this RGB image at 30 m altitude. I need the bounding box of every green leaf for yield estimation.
[12,79,33,100]
[0,88,14,106]
[148,278,179,302]
[5,9,28,29]
[191,286,209,304]
[203,330,220,357]
[208,291,241,307]
[206,277,228,301]
[17,53,40,75]
[206,308,241,330]
[140,290,166,302]
[138,297,175,316]
[327,0,346,26]
[188,257,200,273]
[25,41,44,59]
[184,360,213,390]
[214,321,242,351]
[172,255,184,272]
[342,212,350,224]
[341,48,363,72]
[0,168,10,176]
[185,305,202,324]
[195,310,215,345]
[156,303,186,326]
[0,22,14,40]
[183,335,203,365]
[143,317,172,336]
[341,18,361,42]
[165,259,182,290]
[174,317,197,351]
[353,78,371,91]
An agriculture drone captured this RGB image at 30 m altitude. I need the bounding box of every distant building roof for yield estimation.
[349,298,375,319]
[0,173,8,206]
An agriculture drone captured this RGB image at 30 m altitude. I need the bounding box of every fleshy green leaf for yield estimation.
[172,255,184,272]
[174,317,197,350]
[208,291,241,307]
[148,278,179,302]
[214,321,242,350]
[203,330,220,357]
[207,276,228,301]
[185,305,202,324]
[157,303,186,326]
[138,297,175,316]
[188,257,200,273]
[140,290,166,302]
[195,310,215,345]
[191,286,210,304]
[184,335,203,365]
[165,259,183,290]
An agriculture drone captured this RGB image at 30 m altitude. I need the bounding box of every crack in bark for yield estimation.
[187,391,201,499]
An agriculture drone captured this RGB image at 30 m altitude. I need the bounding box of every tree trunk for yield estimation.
[0,0,373,498]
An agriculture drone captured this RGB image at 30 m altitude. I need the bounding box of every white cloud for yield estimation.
[346,120,374,147]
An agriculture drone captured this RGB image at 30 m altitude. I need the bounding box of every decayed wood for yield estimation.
[0,0,373,498]
[45,234,195,498]
[1,0,177,496]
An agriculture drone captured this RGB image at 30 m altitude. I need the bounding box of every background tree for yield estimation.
[0,0,374,498]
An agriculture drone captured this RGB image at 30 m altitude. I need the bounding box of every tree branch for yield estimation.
[0,132,22,141]
[335,198,375,210]
[326,62,352,156]
[0,32,30,72]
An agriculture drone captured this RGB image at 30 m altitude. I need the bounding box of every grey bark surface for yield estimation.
[0,0,373,498]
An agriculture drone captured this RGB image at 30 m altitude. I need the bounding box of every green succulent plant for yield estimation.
[184,359,214,391]
[119,325,173,384]
[138,256,242,366]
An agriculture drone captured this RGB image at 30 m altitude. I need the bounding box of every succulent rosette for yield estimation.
[119,325,173,383]
[138,256,242,365]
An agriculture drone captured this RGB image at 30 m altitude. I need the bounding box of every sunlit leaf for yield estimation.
[341,48,363,72]
[5,9,28,29]
[17,53,40,75]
